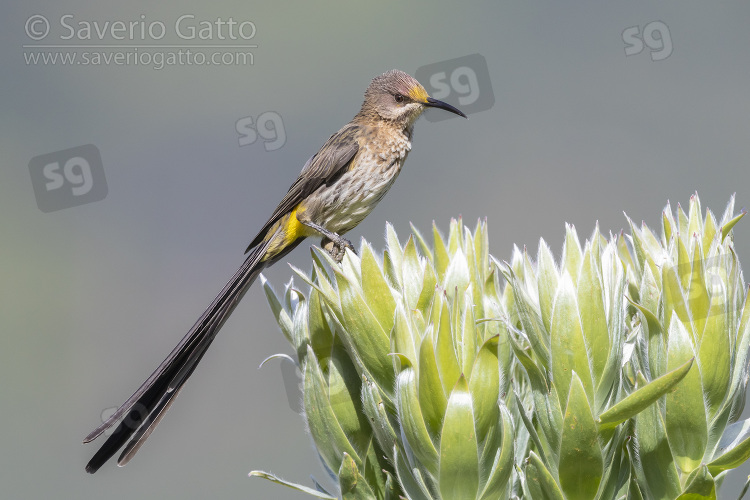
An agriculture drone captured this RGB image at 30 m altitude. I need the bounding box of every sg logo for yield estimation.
[28,144,107,212]
[236,111,286,151]
[416,54,494,122]
[623,21,673,61]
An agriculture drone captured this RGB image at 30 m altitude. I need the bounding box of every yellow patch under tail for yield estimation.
[261,205,314,261]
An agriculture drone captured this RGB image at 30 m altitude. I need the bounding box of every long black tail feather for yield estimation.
[84,244,269,473]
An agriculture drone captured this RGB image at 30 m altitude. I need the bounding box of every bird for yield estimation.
[83,69,467,473]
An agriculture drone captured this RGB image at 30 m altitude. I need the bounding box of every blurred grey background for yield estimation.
[3,1,750,498]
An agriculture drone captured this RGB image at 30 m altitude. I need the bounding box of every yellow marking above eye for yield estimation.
[408,85,429,103]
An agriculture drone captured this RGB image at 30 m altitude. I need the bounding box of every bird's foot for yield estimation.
[322,236,356,263]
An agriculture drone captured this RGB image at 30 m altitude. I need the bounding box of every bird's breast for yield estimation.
[308,132,412,234]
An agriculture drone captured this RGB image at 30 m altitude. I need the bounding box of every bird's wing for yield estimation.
[245,123,360,252]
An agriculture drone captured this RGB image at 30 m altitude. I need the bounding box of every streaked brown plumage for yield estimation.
[83,70,466,473]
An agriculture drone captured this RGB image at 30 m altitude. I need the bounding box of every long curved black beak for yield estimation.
[425,97,467,118]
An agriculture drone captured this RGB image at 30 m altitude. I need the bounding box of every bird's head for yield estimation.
[359,69,467,127]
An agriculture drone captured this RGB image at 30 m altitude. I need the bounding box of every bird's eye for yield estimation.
[394,93,405,103]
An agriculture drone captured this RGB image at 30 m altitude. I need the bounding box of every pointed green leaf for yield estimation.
[249,470,337,499]
[525,450,565,500]
[288,294,310,354]
[339,452,377,500]
[537,239,559,332]
[433,222,450,282]
[435,295,461,395]
[415,262,437,317]
[460,287,478,377]
[327,346,372,456]
[699,289,730,418]
[511,333,563,460]
[395,364,439,475]
[719,194,736,228]
[391,304,417,365]
[306,263,340,313]
[596,243,626,408]
[381,250,399,292]
[303,346,361,472]
[360,375,397,463]
[578,243,610,388]
[334,266,394,392]
[469,336,500,443]
[594,426,630,500]
[633,372,682,500]
[724,288,750,413]
[562,224,583,283]
[410,222,434,265]
[341,248,362,286]
[308,286,334,363]
[360,243,396,333]
[665,315,707,473]
[382,470,398,500]
[677,231,692,290]
[551,272,594,408]
[663,204,674,246]
[478,404,514,500]
[447,217,463,255]
[703,210,718,252]
[707,417,750,475]
[443,246,471,299]
[504,265,551,370]
[418,326,447,438]
[306,248,343,315]
[629,297,666,379]
[687,193,703,240]
[662,262,692,339]
[676,464,716,500]
[402,236,424,310]
[474,219,490,285]
[394,446,432,500]
[260,274,294,344]
[678,202,689,239]
[463,227,482,312]
[619,226,640,277]
[720,210,746,242]
[559,373,602,500]
[385,223,403,281]
[639,262,661,318]
[439,376,479,500]
[686,242,709,338]
[514,390,551,468]
[641,221,664,267]
[520,246,539,304]
[598,357,694,429]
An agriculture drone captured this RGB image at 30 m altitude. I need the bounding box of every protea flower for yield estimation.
[252,194,750,500]
[252,219,515,499]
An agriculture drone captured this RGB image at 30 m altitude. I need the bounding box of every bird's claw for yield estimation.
[322,236,356,263]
